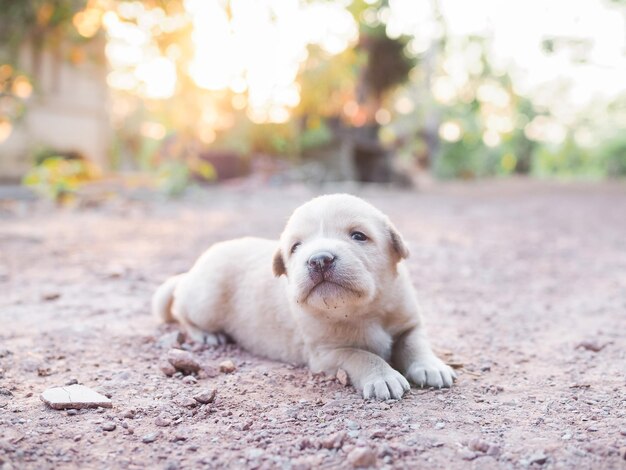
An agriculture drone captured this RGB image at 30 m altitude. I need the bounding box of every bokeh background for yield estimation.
[1,0,625,200]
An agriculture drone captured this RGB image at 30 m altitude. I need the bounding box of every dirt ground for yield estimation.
[0,180,625,470]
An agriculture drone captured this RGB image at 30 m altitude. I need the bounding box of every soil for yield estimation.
[0,180,625,469]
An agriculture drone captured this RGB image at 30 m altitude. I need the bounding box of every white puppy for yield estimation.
[153,194,455,399]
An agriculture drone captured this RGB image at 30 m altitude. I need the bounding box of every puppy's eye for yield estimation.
[350,231,368,242]
[290,242,301,254]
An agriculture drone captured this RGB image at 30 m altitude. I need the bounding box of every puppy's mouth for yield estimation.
[302,279,362,303]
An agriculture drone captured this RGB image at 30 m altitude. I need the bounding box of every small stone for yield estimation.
[122,409,136,419]
[182,375,197,385]
[104,264,127,278]
[102,422,116,432]
[347,447,376,468]
[369,429,386,439]
[434,422,445,429]
[528,453,548,465]
[177,396,197,408]
[66,409,78,416]
[155,416,172,427]
[42,292,60,301]
[40,384,112,410]
[167,349,201,374]
[65,378,78,386]
[469,438,491,453]
[620,429,626,437]
[346,420,360,431]
[219,360,236,373]
[142,432,159,444]
[576,340,605,352]
[200,365,219,378]
[37,367,52,377]
[336,368,349,386]
[459,450,477,461]
[193,389,217,405]
[172,430,189,442]
[160,362,177,377]
[240,420,253,431]
[321,431,346,449]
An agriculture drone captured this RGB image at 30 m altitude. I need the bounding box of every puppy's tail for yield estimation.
[152,274,183,323]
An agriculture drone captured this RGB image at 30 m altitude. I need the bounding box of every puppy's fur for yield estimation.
[153,194,455,399]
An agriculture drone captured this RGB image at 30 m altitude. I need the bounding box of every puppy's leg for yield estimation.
[173,303,229,346]
[391,327,456,388]
[311,348,410,400]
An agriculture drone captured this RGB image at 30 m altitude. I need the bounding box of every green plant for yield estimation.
[22,155,100,202]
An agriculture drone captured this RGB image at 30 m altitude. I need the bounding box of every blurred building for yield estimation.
[0,39,110,181]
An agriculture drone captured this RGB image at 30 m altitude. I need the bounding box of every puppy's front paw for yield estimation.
[362,369,410,400]
[407,356,456,388]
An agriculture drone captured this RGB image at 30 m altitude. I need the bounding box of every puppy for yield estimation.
[153,194,456,399]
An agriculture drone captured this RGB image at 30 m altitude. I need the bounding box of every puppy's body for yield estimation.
[153,194,455,399]
[155,238,306,363]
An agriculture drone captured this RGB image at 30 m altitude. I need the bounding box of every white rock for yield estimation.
[40,384,112,410]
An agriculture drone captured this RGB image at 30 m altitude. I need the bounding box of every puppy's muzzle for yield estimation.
[307,252,336,274]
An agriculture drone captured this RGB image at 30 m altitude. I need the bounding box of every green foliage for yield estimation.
[600,134,626,177]
[155,157,216,197]
[299,117,333,151]
[155,160,190,196]
[22,155,100,202]
[0,0,87,61]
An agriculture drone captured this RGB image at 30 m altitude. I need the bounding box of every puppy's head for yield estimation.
[273,194,409,314]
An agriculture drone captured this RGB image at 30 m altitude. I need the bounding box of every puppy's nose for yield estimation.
[308,252,336,273]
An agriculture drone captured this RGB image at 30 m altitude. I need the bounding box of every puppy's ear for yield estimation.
[388,225,409,262]
[272,249,286,277]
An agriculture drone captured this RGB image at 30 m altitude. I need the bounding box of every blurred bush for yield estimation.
[22,153,101,203]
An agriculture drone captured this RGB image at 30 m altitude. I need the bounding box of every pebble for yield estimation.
[155,416,172,427]
[346,420,360,430]
[347,447,376,468]
[193,389,217,405]
[219,360,236,373]
[40,384,112,410]
[160,362,177,377]
[528,453,548,465]
[142,432,159,444]
[167,349,201,374]
[42,292,61,301]
[434,422,445,429]
[177,396,197,408]
[468,438,500,456]
[336,368,349,386]
[182,375,197,385]
[576,340,605,352]
[459,450,477,461]
[321,431,346,449]
[102,422,116,432]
